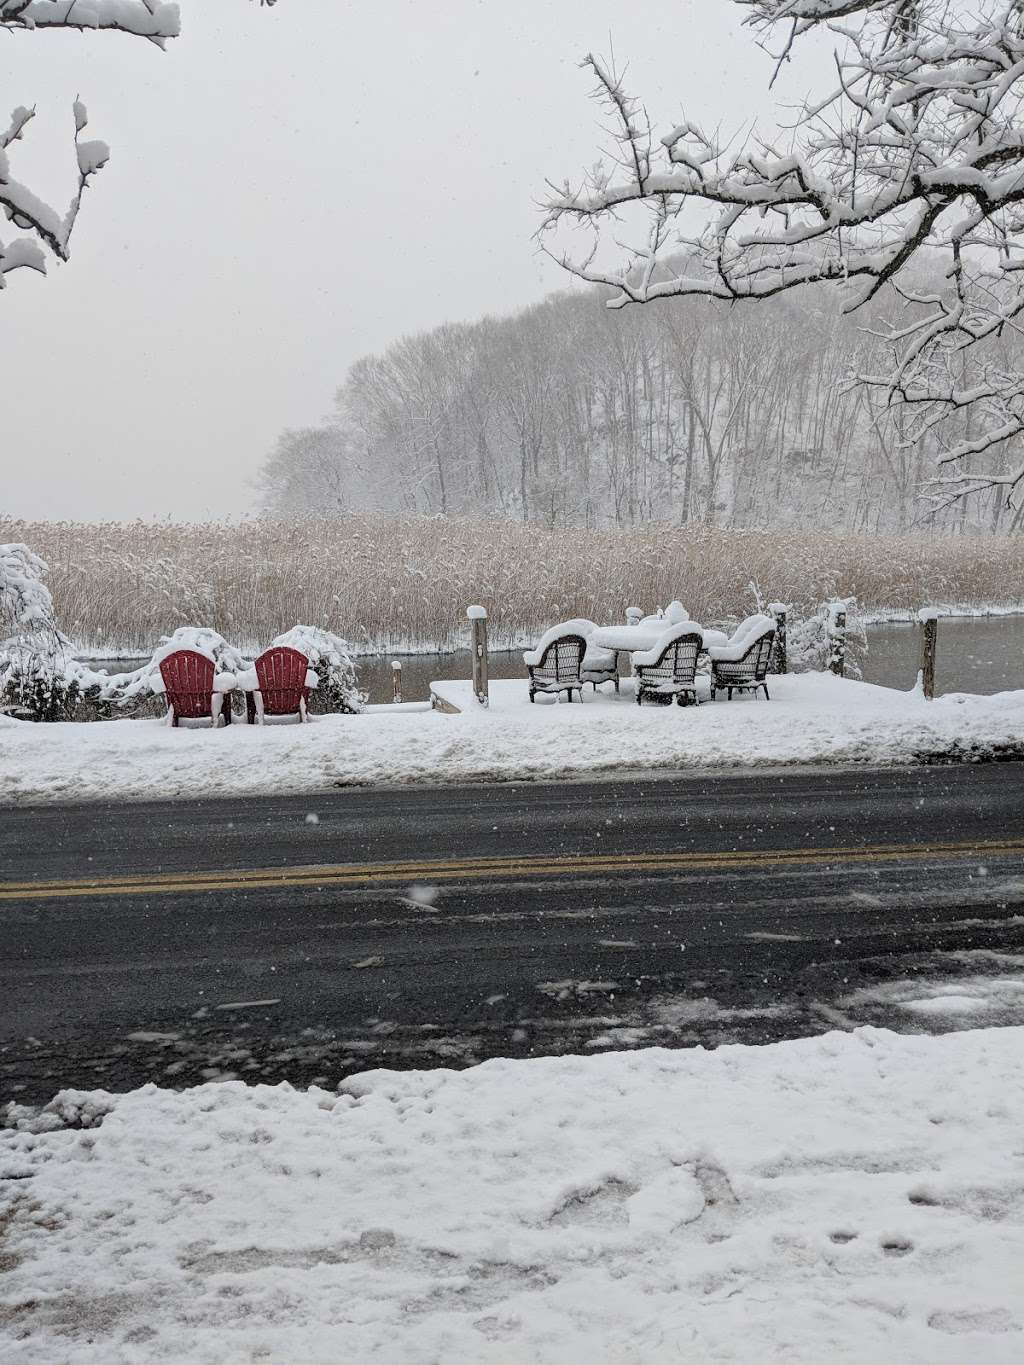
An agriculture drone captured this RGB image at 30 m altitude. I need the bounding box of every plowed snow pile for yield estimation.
[3,1027,1024,1363]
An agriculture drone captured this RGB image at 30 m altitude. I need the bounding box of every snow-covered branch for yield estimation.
[0,1,184,287]
[541,0,1024,511]
[0,1,181,42]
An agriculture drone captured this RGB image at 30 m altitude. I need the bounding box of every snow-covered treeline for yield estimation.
[260,276,1021,536]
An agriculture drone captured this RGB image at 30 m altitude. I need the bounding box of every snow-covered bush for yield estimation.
[788,599,867,681]
[271,626,364,713]
[95,627,250,710]
[0,544,56,641]
[0,543,85,720]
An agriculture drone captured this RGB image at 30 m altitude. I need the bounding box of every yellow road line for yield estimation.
[4,836,1022,892]
[0,837,1020,903]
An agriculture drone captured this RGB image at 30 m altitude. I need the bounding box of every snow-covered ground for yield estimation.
[1,672,1023,804]
[3,1027,1023,1363]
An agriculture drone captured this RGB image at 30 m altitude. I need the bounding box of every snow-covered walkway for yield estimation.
[3,1027,1023,1362]
[2,673,1023,804]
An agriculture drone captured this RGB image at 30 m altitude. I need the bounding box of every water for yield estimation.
[860,615,1024,696]
[81,615,1024,708]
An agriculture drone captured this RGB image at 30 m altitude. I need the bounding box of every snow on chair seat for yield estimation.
[158,649,234,728]
[581,640,619,693]
[240,646,317,724]
[633,624,704,707]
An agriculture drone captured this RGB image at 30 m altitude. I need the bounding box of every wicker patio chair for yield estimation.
[581,641,619,693]
[708,624,776,701]
[523,633,587,703]
[633,625,704,707]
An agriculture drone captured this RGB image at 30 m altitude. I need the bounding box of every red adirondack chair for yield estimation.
[158,649,231,728]
[244,646,316,724]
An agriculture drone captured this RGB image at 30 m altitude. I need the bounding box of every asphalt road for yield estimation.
[3,763,1024,1107]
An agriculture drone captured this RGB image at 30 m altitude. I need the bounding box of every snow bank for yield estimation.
[1,672,1023,804]
[2,1027,1023,1363]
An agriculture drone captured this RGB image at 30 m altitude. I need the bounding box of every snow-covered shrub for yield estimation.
[788,598,867,680]
[271,625,364,713]
[0,543,85,721]
[95,627,250,710]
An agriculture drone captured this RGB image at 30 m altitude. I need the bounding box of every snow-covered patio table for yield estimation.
[591,624,730,653]
[590,624,669,653]
[590,624,730,671]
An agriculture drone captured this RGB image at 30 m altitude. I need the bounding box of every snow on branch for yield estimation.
[540,0,1024,513]
[0,2,181,42]
[0,99,110,284]
[0,1,185,287]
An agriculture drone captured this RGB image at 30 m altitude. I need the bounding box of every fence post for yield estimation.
[391,659,402,704]
[918,608,938,700]
[467,605,489,707]
[827,603,847,677]
[768,602,788,675]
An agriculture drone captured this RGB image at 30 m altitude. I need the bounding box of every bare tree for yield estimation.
[541,0,1024,517]
[255,426,375,517]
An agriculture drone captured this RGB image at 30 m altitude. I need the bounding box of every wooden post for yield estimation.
[827,603,847,677]
[391,659,402,704]
[468,605,489,707]
[919,609,938,700]
[768,602,788,675]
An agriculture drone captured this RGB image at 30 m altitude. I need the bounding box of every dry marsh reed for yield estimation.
[4,514,1023,656]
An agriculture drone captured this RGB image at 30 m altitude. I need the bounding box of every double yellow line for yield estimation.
[0,835,1021,904]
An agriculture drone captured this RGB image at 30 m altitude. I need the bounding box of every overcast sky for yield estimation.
[2,0,823,522]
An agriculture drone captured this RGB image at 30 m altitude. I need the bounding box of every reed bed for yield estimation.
[4,514,1023,656]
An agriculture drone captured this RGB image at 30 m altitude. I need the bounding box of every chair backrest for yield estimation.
[255,646,311,715]
[661,631,702,684]
[732,614,772,645]
[535,634,586,683]
[747,630,775,680]
[719,629,774,682]
[158,649,216,719]
[640,629,702,686]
